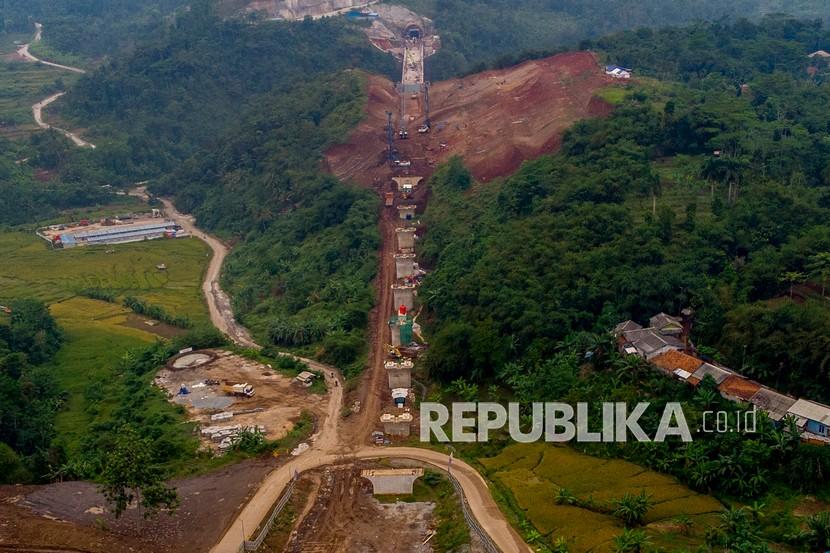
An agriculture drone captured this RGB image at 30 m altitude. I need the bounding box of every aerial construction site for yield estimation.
[0,6,619,553]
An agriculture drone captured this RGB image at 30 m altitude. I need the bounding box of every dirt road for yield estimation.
[21,23,95,148]
[17,23,86,74]
[32,92,95,148]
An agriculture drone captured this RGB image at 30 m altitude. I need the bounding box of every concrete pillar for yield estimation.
[392,284,416,311]
[380,413,413,437]
[389,319,401,346]
[396,227,417,251]
[385,358,413,388]
[394,253,416,280]
[361,467,423,494]
[397,204,416,221]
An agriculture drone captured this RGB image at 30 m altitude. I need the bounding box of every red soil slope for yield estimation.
[325,51,617,184]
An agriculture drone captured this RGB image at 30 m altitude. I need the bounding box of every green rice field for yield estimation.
[480,443,724,552]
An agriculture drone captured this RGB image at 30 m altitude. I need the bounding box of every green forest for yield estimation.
[156,72,381,374]
[0,299,62,482]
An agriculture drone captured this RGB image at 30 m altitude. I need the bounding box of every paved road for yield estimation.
[21,23,95,148]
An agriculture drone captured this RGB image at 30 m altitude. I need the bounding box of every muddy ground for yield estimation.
[0,457,276,553]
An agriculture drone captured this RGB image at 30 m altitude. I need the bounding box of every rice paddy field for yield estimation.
[480,443,724,552]
[0,230,210,324]
[0,229,211,454]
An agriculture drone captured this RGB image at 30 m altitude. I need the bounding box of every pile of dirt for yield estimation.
[325,51,619,184]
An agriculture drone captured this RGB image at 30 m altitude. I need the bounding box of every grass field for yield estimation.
[480,443,723,552]
[0,231,210,324]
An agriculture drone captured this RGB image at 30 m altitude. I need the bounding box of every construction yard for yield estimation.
[156,350,327,451]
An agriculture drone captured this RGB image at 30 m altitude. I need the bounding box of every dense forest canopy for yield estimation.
[0,299,62,483]
[1,0,190,58]
[59,3,396,180]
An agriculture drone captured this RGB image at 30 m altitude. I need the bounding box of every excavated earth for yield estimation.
[325,51,618,185]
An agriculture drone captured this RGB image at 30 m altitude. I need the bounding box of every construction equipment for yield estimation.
[387,344,402,358]
[385,192,395,207]
[221,382,255,398]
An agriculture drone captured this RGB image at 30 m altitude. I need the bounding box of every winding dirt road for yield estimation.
[19,23,95,148]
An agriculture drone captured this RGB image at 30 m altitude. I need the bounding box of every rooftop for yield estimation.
[717,375,762,402]
[691,362,733,385]
[651,350,703,374]
[750,387,797,421]
[787,399,830,425]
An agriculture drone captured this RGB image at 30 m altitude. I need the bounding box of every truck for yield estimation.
[221,382,255,398]
[417,124,430,134]
[394,160,411,168]
[385,192,394,207]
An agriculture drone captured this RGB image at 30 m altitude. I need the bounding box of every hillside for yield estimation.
[326,51,617,184]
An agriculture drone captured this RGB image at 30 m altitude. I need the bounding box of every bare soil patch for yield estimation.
[325,51,619,185]
[155,350,328,449]
[3,457,277,553]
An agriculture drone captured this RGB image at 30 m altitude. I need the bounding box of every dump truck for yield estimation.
[385,192,394,207]
[222,382,254,397]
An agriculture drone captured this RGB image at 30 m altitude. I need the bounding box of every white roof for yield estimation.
[673,368,692,380]
[787,399,830,425]
[391,388,409,399]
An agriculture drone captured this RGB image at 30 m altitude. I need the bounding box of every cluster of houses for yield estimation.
[614,312,830,445]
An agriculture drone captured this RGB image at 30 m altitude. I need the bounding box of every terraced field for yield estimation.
[0,231,210,324]
[480,443,724,552]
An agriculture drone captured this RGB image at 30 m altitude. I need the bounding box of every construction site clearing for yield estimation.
[155,350,328,452]
[324,51,619,184]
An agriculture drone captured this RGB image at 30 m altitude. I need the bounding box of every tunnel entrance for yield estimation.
[405,25,422,40]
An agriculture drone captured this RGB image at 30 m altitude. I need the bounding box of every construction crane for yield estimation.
[418,81,431,133]
[386,111,396,162]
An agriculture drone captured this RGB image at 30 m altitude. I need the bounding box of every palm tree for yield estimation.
[780,271,806,299]
[807,252,830,297]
